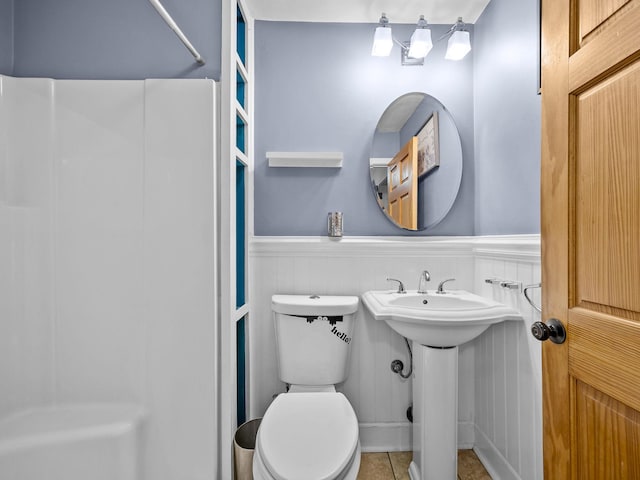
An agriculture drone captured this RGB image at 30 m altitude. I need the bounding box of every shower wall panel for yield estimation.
[0,76,55,418]
[0,75,218,480]
[53,80,146,404]
[143,79,218,479]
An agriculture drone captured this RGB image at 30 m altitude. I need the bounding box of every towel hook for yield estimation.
[523,283,542,313]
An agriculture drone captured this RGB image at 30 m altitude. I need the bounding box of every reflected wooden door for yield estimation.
[387,137,418,230]
[542,0,640,478]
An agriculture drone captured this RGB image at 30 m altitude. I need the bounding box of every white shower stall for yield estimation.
[0,75,219,480]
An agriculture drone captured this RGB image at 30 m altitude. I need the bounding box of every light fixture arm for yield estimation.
[436,17,466,42]
[394,37,410,51]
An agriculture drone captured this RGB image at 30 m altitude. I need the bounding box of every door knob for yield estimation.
[531,318,566,344]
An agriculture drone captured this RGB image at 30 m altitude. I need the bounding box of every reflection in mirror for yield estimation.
[370,93,463,231]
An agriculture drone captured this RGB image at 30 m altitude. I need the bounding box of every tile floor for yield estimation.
[356,450,491,480]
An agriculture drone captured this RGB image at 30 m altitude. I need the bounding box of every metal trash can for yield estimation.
[234,418,262,480]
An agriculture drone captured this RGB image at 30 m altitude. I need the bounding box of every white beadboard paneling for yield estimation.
[458,342,475,432]
[250,235,541,476]
[250,236,479,451]
[492,324,507,455]
[505,320,521,471]
[474,237,542,480]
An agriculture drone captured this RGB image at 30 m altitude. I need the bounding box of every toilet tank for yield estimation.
[272,295,359,386]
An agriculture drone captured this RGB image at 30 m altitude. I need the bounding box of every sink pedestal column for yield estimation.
[409,344,458,480]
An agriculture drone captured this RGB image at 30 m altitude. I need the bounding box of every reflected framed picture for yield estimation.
[416,111,440,177]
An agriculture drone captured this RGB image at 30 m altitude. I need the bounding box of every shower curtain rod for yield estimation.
[148,0,205,65]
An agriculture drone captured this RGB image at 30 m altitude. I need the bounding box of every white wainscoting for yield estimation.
[249,235,541,479]
[472,239,543,480]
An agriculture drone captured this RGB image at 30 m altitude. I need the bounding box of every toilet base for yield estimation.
[253,440,361,480]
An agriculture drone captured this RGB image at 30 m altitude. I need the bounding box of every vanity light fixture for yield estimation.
[407,16,432,59]
[444,17,471,60]
[371,13,393,57]
[371,14,471,64]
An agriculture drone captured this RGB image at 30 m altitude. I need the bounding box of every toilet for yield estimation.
[253,294,361,480]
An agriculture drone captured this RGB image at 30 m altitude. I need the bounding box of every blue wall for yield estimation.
[473,0,541,234]
[254,21,476,236]
[8,0,221,80]
[0,0,13,74]
[1,0,540,234]
[254,0,541,236]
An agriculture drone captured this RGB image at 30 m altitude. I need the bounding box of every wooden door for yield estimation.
[541,0,640,478]
[387,136,418,230]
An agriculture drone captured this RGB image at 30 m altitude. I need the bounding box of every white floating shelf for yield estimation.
[267,151,343,168]
[369,157,392,167]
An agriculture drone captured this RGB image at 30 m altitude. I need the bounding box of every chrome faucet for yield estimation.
[417,270,431,293]
[436,278,456,294]
[386,277,406,294]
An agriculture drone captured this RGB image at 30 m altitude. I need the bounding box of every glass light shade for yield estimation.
[371,26,393,56]
[407,28,433,59]
[445,30,471,60]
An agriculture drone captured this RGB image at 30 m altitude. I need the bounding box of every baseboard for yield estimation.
[473,426,521,480]
[359,421,476,452]
[359,422,412,452]
[458,421,475,449]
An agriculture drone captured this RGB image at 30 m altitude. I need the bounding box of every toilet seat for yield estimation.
[255,393,359,480]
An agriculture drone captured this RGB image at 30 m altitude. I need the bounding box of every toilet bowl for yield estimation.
[253,392,361,480]
[252,295,361,480]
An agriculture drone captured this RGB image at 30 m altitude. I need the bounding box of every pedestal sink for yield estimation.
[361,290,522,480]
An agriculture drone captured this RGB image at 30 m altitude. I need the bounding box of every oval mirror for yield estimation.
[369,93,463,231]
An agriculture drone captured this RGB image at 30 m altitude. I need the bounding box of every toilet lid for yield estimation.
[257,393,359,480]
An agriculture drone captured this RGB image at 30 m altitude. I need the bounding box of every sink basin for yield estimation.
[361,290,522,347]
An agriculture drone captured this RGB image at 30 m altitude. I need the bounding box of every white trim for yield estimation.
[458,421,475,449]
[473,426,522,480]
[236,101,249,124]
[266,151,343,168]
[358,421,475,453]
[236,303,249,320]
[219,0,236,471]
[244,6,256,458]
[220,0,255,477]
[472,234,541,262]
[359,422,412,452]
[409,461,420,480]
[249,235,540,259]
[473,248,541,262]
[235,54,249,80]
[236,149,249,166]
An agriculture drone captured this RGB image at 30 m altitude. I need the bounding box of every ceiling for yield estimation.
[244,0,491,25]
[377,93,425,133]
